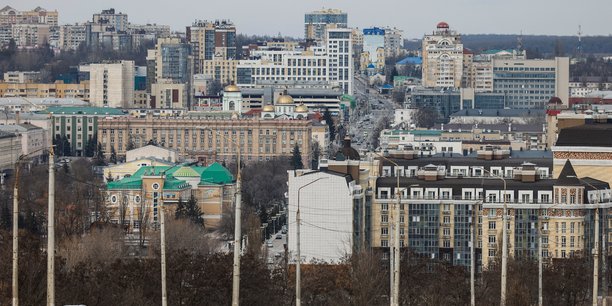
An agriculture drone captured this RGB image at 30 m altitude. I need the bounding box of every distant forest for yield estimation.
[405,35,612,58]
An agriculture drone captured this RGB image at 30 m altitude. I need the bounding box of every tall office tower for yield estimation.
[88,60,135,108]
[187,20,237,74]
[304,8,347,42]
[492,57,569,109]
[147,37,192,84]
[326,28,353,95]
[422,22,464,88]
[361,27,386,72]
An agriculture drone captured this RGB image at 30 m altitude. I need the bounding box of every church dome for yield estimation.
[295,104,308,113]
[224,84,241,92]
[437,21,449,29]
[262,105,274,112]
[277,94,294,104]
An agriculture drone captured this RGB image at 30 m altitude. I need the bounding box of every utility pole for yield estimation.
[160,180,167,306]
[595,205,600,306]
[12,160,20,306]
[47,147,55,306]
[538,212,544,306]
[393,180,400,306]
[471,202,477,306]
[603,207,608,306]
[232,153,242,306]
[500,180,508,306]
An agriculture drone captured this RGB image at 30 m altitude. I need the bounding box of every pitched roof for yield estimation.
[199,162,234,185]
[556,160,581,186]
[556,124,612,147]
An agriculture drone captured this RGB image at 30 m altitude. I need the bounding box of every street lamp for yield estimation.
[296,176,328,306]
[371,151,401,306]
[199,126,242,306]
[482,168,508,306]
[11,146,50,306]
[569,175,606,306]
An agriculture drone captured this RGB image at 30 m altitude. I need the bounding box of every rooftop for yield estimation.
[556,124,612,147]
[41,106,125,116]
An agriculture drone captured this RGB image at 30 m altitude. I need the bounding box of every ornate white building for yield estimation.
[421,22,464,88]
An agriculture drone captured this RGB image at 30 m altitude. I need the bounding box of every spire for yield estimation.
[556,160,581,186]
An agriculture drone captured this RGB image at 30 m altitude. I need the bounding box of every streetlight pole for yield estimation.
[199,126,242,306]
[482,168,507,306]
[372,151,400,306]
[47,147,55,306]
[296,177,327,306]
[471,201,480,306]
[160,180,167,306]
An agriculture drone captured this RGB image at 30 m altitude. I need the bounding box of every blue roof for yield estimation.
[379,84,394,89]
[363,28,385,35]
[396,56,423,65]
[367,63,376,69]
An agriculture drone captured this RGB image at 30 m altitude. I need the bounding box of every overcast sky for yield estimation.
[11,0,612,38]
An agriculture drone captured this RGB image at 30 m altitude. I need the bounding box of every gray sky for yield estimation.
[12,0,612,38]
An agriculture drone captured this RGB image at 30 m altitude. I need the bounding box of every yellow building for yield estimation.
[0,81,90,100]
[106,163,235,229]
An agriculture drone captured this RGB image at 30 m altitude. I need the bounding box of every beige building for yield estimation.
[201,58,238,85]
[11,23,50,47]
[98,114,313,165]
[3,71,40,83]
[0,81,90,100]
[87,61,135,108]
[0,130,21,172]
[59,24,87,51]
[150,81,188,109]
[126,144,178,163]
[104,157,173,182]
[422,22,464,88]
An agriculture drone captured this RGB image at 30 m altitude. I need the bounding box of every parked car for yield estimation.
[276,234,282,239]
[267,241,273,247]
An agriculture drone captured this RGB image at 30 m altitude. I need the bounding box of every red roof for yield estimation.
[437,21,449,29]
[463,48,473,55]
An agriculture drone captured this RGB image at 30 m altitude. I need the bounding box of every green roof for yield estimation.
[41,106,125,116]
[410,130,441,136]
[106,163,234,190]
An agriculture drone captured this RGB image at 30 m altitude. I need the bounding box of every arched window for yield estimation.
[229,101,235,110]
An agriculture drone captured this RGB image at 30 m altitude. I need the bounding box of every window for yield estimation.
[381,240,389,247]
[570,222,575,234]
[570,236,575,248]
[381,215,389,224]
[489,209,496,217]
[381,204,388,211]
[489,235,496,244]
[488,221,496,230]
[561,236,567,248]
[443,216,450,224]
[381,227,389,236]
[489,249,496,257]
[443,228,450,236]
[561,222,566,234]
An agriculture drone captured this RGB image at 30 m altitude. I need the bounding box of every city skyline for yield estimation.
[11,0,612,38]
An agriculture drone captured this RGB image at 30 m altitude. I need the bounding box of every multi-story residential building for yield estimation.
[287,139,370,262]
[326,28,353,95]
[304,8,347,42]
[0,81,89,103]
[2,71,40,83]
[150,81,188,109]
[201,58,238,84]
[11,23,50,47]
[147,37,193,85]
[44,106,126,156]
[0,6,58,47]
[421,22,464,88]
[106,162,235,229]
[361,27,385,72]
[86,61,135,108]
[492,57,569,109]
[187,20,237,74]
[553,122,612,185]
[98,113,313,164]
[92,8,128,32]
[59,24,87,51]
[86,8,131,51]
[384,27,403,58]
[371,153,609,269]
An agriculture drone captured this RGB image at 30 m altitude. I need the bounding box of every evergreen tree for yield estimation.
[323,108,336,143]
[186,195,203,226]
[84,136,94,157]
[62,135,72,156]
[54,134,63,156]
[110,146,117,164]
[291,143,304,170]
[96,141,107,166]
[126,136,135,151]
[175,197,186,218]
[311,141,321,170]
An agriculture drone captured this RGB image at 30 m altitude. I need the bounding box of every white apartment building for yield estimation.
[326,28,353,95]
[384,27,403,58]
[287,170,357,263]
[11,23,50,48]
[422,22,464,88]
[86,61,135,108]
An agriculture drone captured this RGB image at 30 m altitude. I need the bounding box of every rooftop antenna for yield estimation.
[517,30,523,52]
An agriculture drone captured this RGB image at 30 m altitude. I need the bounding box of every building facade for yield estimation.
[421,22,464,88]
[304,8,347,42]
[87,61,135,108]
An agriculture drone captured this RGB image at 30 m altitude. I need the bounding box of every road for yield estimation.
[348,74,397,151]
[264,230,287,266]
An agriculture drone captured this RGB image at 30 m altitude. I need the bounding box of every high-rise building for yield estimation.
[59,24,87,51]
[0,6,58,47]
[304,8,347,42]
[492,57,569,108]
[326,28,353,95]
[92,8,128,32]
[86,60,135,108]
[421,22,464,88]
[384,27,403,58]
[187,20,237,74]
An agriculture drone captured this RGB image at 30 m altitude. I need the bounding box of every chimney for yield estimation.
[508,123,512,132]
[15,111,20,124]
